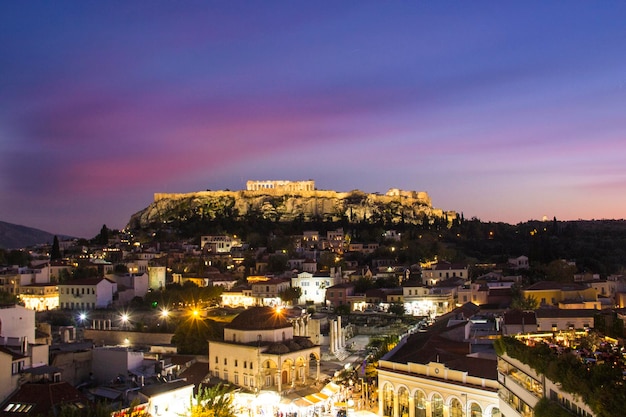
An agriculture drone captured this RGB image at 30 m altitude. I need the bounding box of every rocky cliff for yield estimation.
[127,188,456,230]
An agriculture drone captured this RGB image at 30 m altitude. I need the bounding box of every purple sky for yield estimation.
[2,2,626,238]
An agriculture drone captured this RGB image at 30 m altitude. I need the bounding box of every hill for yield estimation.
[0,221,58,249]
[127,187,456,232]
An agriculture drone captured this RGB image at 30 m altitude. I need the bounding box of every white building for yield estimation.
[110,273,149,305]
[138,380,195,417]
[201,235,240,253]
[148,266,166,290]
[91,346,145,385]
[0,305,35,344]
[58,277,117,310]
[292,272,335,305]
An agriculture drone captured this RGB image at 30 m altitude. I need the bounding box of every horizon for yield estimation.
[2,2,626,238]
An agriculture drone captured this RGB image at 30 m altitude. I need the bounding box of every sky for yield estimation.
[2,2,626,238]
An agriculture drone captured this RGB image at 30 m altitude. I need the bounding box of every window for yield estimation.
[12,360,24,375]
[450,398,463,417]
[414,391,426,417]
[470,403,482,417]
[431,394,443,417]
[215,356,218,363]
[398,387,409,417]
[383,385,393,417]
[224,358,227,365]
[244,361,247,369]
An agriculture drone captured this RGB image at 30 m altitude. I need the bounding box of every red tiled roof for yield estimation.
[0,382,91,417]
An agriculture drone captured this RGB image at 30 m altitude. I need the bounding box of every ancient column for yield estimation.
[338,316,343,349]
[316,359,321,381]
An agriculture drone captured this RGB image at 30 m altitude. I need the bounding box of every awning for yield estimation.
[304,395,322,405]
[321,382,340,395]
[293,398,315,408]
[311,393,329,401]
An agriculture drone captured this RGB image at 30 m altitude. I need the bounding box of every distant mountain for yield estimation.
[0,221,59,249]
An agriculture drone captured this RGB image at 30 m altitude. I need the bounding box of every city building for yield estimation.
[421,262,469,286]
[325,283,355,309]
[58,277,117,310]
[522,281,598,308]
[377,303,501,417]
[207,306,321,393]
[292,272,335,305]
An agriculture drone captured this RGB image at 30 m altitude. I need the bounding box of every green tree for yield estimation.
[388,302,405,317]
[114,264,129,274]
[510,295,539,310]
[279,287,302,305]
[97,224,109,245]
[51,236,62,260]
[189,384,236,417]
[0,290,19,305]
[171,317,223,354]
[540,259,577,282]
[334,304,350,315]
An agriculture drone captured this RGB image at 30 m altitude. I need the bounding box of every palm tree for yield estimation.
[189,384,236,417]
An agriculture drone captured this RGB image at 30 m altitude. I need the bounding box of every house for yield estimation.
[507,256,529,270]
[535,308,596,332]
[58,277,117,310]
[324,283,355,309]
[137,380,194,417]
[221,286,255,308]
[110,273,149,305]
[17,283,59,312]
[250,278,291,306]
[291,272,335,305]
[421,262,469,285]
[401,282,455,318]
[0,305,36,345]
[522,281,598,308]
[500,310,538,336]
[0,305,50,404]
[0,381,91,417]
[201,235,240,253]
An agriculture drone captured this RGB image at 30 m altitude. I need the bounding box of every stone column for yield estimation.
[335,320,340,351]
[277,368,282,393]
[316,359,321,381]
[330,321,335,354]
[408,395,414,417]
[338,316,343,349]
[291,365,296,387]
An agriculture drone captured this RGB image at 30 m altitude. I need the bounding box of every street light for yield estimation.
[120,313,130,330]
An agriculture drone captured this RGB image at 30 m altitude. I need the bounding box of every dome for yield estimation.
[227,306,291,331]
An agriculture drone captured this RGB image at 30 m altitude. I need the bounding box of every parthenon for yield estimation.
[246,180,315,192]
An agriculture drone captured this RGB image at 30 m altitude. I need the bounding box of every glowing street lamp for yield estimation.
[120,313,130,330]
